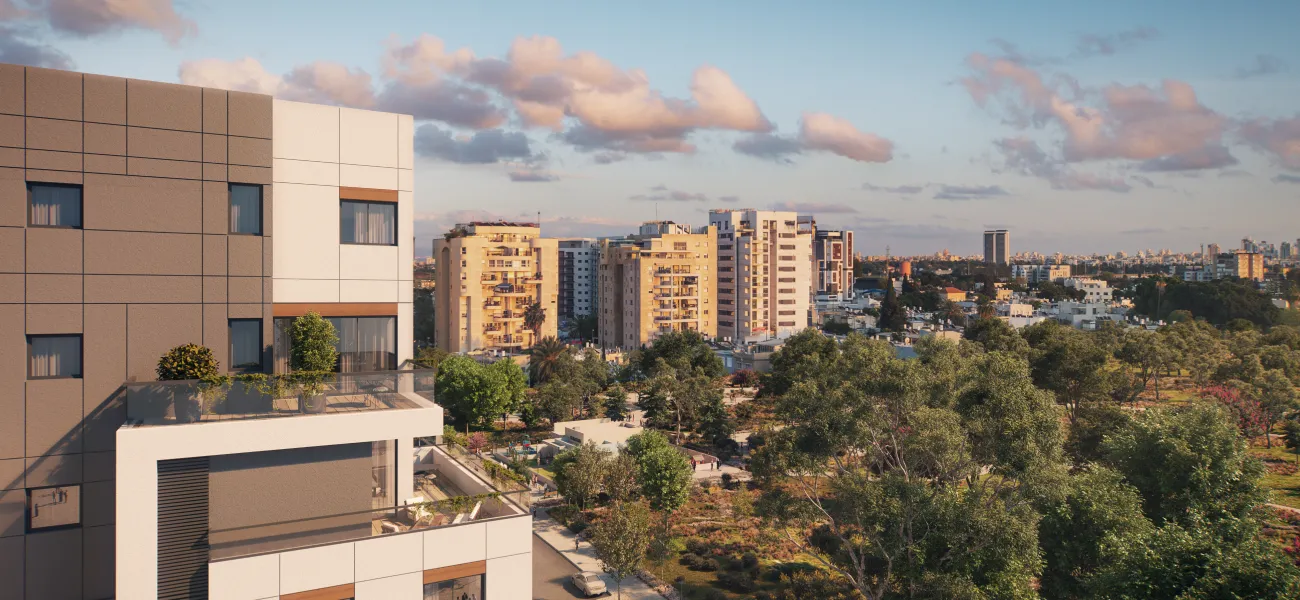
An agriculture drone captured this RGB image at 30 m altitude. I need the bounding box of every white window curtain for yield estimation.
[229,320,262,370]
[30,185,81,227]
[229,185,261,234]
[341,201,395,244]
[30,336,81,378]
[328,316,396,372]
[369,202,395,245]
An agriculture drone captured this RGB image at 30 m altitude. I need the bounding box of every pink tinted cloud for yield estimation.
[45,0,196,45]
[799,112,893,163]
[1240,115,1300,170]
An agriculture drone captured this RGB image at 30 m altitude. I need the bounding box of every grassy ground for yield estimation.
[1252,443,1300,509]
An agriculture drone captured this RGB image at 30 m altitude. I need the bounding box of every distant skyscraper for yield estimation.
[1206,243,1221,264]
[983,229,1009,264]
[709,209,813,341]
[558,238,599,319]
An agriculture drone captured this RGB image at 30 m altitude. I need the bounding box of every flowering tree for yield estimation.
[1203,385,1267,441]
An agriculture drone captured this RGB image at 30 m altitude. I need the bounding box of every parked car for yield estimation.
[571,571,608,597]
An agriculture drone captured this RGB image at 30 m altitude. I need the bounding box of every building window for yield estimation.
[28,183,82,228]
[274,316,396,373]
[229,319,263,372]
[340,200,397,245]
[229,184,263,235]
[27,485,80,531]
[28,335,81,379]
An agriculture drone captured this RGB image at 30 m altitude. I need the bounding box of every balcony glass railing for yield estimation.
[124,369,437,425]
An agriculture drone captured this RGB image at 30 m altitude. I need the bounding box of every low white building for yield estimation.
[1055,301,1128,330]
[1064,278,1113,303]
[1013,264,1072,284]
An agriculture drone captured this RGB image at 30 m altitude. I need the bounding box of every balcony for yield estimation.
[124,369,437,426]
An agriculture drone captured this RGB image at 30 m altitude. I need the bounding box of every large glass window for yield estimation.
[423,575,483,600]
[229,184,263,235]
[27,485,80,531]
[340,200,396,245]
[28,335,81,379]
[229,319,263,372]
[328,316,397,372]
[28,183,82,228]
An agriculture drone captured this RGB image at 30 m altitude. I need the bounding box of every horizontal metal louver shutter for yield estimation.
[157,457,210,600]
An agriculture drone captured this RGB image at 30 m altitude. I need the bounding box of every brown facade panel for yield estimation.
[339,186,399,202]
[203,162,228,181]
[84,153,127,175]
[202,180,229,234]
[423,560,488,584]
[227,303,262,319]
[82,303,126,454]
[25,67,82,121]
[83,451,115,483]
[0,146,19,168]
[0,63,23,115]
[0,227,22,271]
[25,148,81,172]
[227,91,272,139]
[273,303,400,317]
[0,114,21,147]
[84,74,127,125]
[24,378,84,456]
[203,133,228,163]
[84,122,126,155]
[25,528,82,600]
[228,234,263,277]
[203,303,228,358]
[127,126,202,162]
[83,525,116,600]
[228,164,271,185]
[0,274,19,303]
[0,169,23,226]
[0,539,20,599]
[26,302,82,333]
[24,453,81,487]
[203,276,227,303]
[0,305,23,459]
[228,135,272,167]
[25,273,83,304]
[126,303,203,381]
[25,116,82,152]
[203,88,228,134]
[126,78,202,132]
[84,174,203,234]
[0,458,20,490]
[84,230,202,275]
[281,583,356,600]
[25,228,82,274]
[127,156,203,179]
[83,479,114,526]
[25,168,82,185]
[85,275,203,304]
[0,490,23,535]
[203,234,228,275]
[228,276,262,304]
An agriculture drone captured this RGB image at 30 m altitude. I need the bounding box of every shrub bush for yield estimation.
[742,551,759,570]
[679,553,705,569]
[718,570,757,593]
[156,343,220,381]
[698,557,720,572]
[701,588,727,600]
[685,538,711,556]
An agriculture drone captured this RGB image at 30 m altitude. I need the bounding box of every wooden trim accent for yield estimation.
[340,186,398,202]
[273,303,399,318]
[281,583,356,600]
[423,560,487,585]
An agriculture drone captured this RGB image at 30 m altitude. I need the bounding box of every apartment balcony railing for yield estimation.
[123,369,437,425]
[208,444,529,562]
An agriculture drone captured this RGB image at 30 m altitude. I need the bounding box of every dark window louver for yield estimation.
[157,457,210,600]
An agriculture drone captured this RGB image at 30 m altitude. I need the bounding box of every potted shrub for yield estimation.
[156,343,223,422]
[289,312,338,413]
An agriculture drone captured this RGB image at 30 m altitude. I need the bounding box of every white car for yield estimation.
[571,571,608,597]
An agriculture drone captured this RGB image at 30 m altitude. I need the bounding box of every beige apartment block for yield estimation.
[709,209,813,342]
[433,222,558,353]
[598,222,717,350]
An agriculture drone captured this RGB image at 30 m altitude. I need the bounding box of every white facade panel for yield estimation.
[399,282,414,303]
[398,115,414,170]
[340,108,399,168]
[209,554,280,600]
[423,522,486,570]
[398,191,414,275]
[273,183,341,281]
[278,543,355,594]
[355,572,422,600]
[340,164,399,190]
[273,158,339,187]
[340,245,399,281]
[273,278,340,303]
[398,168,414,192]
[398,301,413,365]
[340,279,399,303]
[485,516,531,559]
[354,532,424,583]
[272,100,340,163]
[486,553,531,600]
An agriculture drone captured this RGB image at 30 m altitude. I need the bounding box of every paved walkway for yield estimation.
[532,508,667,600]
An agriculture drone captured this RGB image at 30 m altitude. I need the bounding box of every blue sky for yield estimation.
[4,0,1299,256]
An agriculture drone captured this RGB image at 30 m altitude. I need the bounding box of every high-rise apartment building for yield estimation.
[1,64,531,600]
[558,238,599,319]
[597,222,717,350]
[1206,243,1222,264]
[433,222,558,353]
[1229,251,1265,281]
[709,209,813,341]
[1282,242,1293,260]
[983,229,1009,264]
[812,228,855,302]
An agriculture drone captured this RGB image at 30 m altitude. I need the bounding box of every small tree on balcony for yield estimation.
[289,312,338,413]
[524,302,546,334]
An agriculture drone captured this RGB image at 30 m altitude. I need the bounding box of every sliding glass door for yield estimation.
[273,316,397,373]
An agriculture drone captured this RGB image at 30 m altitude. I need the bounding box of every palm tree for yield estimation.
[523,302,546,334]
[529,337,567,385]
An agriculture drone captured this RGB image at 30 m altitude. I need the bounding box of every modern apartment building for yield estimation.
[597,222,717,350]
[811,228,854,302]
[432,222,558,353]
[983,229,1009,265]
[1063,277,1113,302]
[557,238,598,320]
[1011,263,1072,285]
[1229,251,1265,282]
[1,64,530,600]
[709,209,812,342]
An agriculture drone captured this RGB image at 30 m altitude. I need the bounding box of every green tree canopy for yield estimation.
[624,430,691,515]
[434,355,527,429]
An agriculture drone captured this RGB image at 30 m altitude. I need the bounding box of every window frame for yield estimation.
[26,484,82,533]
[27,182,84,229]
[26,334,83,380]
[228,183,264,236]
[228,318,264,373]
[339,199,398,246]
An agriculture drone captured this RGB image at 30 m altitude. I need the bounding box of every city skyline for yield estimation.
[4,0,1298,255]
